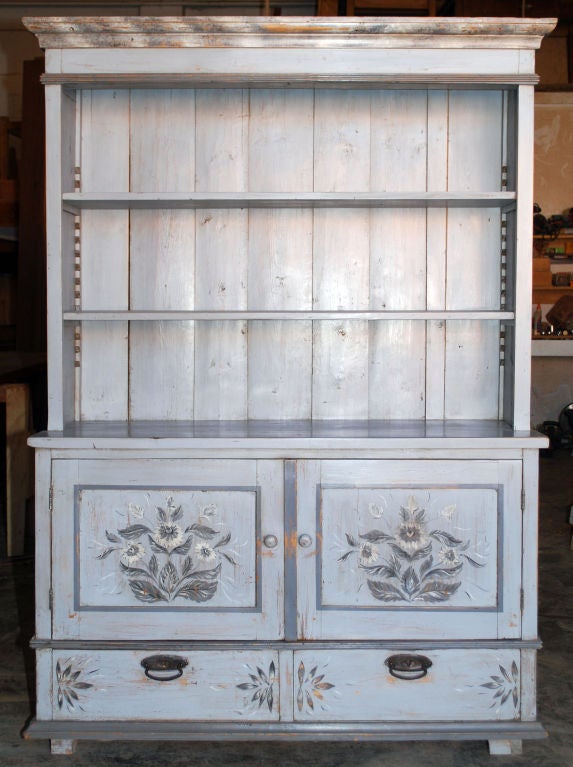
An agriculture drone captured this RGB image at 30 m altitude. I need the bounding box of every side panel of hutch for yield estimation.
[23,16,554,756]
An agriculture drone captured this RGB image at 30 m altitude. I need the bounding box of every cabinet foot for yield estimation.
[488,739,523,756]
[51,739,76,755]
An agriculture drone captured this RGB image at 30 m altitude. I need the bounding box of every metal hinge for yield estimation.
[521,488,526,511]
[49,588,53,612]
[74,165,81,192]
[520,588,524,613]
[49,485,54,513]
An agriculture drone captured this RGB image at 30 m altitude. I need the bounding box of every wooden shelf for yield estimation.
[62,191,516,211]
[63,310,516,322]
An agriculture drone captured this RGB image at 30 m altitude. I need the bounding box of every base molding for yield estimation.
[24,719,547,744]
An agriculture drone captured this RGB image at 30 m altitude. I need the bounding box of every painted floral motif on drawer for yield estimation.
[55,657,98,712]
[96,496,237,603]
[296,660,336,714]
[236,661,277,713]
[339,495,488,603]
[480,661,520,717]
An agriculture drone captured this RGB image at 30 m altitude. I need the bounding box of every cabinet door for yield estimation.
[51,459,283,640]
[296,459,523,640]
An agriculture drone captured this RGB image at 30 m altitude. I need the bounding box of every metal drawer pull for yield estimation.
[298,534,313,548]
[141,654,189,682]
[263,534,279,549]
[385,653,432,681]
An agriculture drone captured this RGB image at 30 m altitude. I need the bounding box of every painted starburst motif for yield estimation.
[297,661,335,713]
[236,662,276,713]
[55,658,97,712]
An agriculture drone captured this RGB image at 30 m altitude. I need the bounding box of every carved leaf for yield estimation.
[367,579,405,602]
[462,553,486,568]
[171,536,193,555]
[117,524,150,540]
[401,565,420,596]
[345,533,359,548]
[407,543,433,561]
[338,550,355,562]
[149,554,159,577]
[415,579,461,603]
[158,560,179,594]
[421,563,463,580]
[175,578,218,602]
[181,556,194,578]
[128,579,165,603]
[430,530,463,546]
[215,531,232,548]
[359,530,392,543]
[360,563,400,579]
[148,535,169,554]
[175,566,221,602]
[187,523,218,540]
[221,551,238,566]
[120,562,151,578]
[419,555,434,577]
[171,505,183,522]
[105,530,121,543]
[96,547,117,560]
[157,506,168,523]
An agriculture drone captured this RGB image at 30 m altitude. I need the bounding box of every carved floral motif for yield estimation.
[96,496,236,603]
[339,495,487,603]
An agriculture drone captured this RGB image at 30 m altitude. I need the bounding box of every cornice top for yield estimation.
[23,16,557,50]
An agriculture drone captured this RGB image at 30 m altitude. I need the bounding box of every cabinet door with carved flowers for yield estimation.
[296,459,523,641]
[51,458,284,641]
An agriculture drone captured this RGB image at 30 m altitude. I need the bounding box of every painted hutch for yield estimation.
[23,15,554,756]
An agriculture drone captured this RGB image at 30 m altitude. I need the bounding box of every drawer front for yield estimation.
[296,459,523,640]
[48,649,280,722]
[51,458,283,640]
[293,648,522,722]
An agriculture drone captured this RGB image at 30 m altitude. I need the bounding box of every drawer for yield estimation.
[51,458,284,640]
[47,649,280,722]
[293,648,522,722]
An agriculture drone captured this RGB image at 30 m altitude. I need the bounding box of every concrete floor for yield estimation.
[1,450,572,766]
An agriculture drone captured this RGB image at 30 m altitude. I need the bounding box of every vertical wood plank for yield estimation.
[369,91,427,419]
[45,85,65,430]
[34,449,52,639]
[425,90,449,420]
[129,89,196,420]
[248,89,314,419]
[521,449,539,640]
[446,90,504,419]
[80,89,129,421]
[313,90,370,419]
[512,85,536,430]
[195,89,249,420]
[444,320,500,419]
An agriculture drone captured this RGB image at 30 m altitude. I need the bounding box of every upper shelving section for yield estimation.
[24,15,557,433]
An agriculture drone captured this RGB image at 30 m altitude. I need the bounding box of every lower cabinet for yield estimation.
[29,451,542,752]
